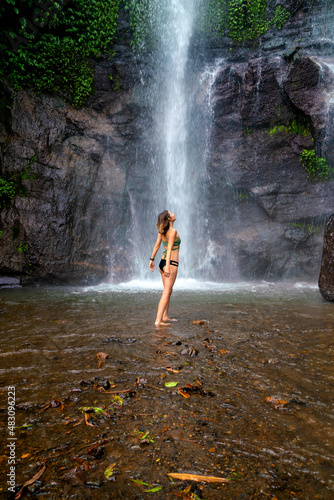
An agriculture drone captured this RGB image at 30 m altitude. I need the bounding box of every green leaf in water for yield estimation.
[131,479,150,486]
[78,406,105,413]
[164,381,178,387]
[144,485,164,493]
[104,462,116,479]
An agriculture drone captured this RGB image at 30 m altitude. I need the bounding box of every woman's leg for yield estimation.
[155,267,178,326]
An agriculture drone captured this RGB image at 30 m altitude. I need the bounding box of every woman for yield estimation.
[149,210,181,326]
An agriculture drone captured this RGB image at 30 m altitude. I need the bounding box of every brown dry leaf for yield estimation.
[64,418,79,426]
[84,413,95,427]
[161,425,170,434]
[73,418,84,427]
[165,366,180,373]
[191,320,205,325]
[96,352,109,368]
[21,454,30,459]
[178,388,190,398]
[15,464,47,499]
[41,399,63,412]
[168,472,230,483]
[220,349,230,354]
[96,352,109,359]
[265,397,288,406]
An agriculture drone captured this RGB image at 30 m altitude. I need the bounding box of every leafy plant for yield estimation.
[1,0,120,106]
[269,119,310,137]
[300,149,330,180]
[196,0,290,42]
[18,241,28,254]
[0,176,16,208]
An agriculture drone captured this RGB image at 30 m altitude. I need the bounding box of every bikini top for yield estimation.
[162,235,181,258]
[162,235,181,249]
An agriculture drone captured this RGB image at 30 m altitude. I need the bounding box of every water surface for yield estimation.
[0,281,333,498]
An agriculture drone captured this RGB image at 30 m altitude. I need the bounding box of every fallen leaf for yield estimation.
[167,473,230,483]
[144,485,164,492]
[111,394,123,406]
[165,381,179,387]
[104,462,116,479]
[220,349,230,354]
[165,366,181,373]
[15,464,47,499]
[191,320,205,325]
[96,352,109,367]
[265,397,288,407]
[84,413,95,427]
[72,418,84,427]
[180,347,198,357]
[178,388,190,398]
[96,352,109,359]
[131,479,150,486]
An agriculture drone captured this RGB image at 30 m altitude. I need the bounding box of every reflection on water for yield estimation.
[0,281,333,498]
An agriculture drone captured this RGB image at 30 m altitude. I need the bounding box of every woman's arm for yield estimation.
[149,233,162,272]
[164,229,176,277]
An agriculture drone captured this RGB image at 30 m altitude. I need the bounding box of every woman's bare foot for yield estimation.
[155,321,170,327]
[162,317,178,322]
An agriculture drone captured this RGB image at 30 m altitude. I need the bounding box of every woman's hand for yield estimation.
[149,260,155,272]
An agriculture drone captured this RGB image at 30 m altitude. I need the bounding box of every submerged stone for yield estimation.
[319,214,334,302]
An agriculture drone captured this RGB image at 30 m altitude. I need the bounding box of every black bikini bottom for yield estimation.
[159,259,179,272]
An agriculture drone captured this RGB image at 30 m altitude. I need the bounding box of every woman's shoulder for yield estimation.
[167,228,178,240]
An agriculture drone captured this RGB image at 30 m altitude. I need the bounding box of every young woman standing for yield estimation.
[149,210,181,326]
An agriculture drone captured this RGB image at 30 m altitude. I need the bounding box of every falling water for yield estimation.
[129,0,209,280]
[159,0,197,275]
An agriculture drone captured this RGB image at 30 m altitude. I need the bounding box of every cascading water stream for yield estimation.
[128,0,211,281]
[160,0,196,276]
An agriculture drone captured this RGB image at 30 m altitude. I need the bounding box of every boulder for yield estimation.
[319,215,334,301]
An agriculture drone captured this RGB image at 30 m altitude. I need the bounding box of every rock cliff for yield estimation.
[1,1,334,286]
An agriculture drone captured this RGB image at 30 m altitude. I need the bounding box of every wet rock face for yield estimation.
[0,13,142,285]
[319,215,334,301]
[202,51,334,280]
[0,88,135,285]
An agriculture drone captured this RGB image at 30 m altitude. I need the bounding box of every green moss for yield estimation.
[268,118,311,137]
[290,222,321,235]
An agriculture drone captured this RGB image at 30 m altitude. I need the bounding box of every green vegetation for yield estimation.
[0,177,16,209]
[1,0,292,103]
[269,118,311,137]
[290,221,320,235]
[0,152,36,209]
[200,0,290,42]
[125,0,291,49]
[1,0,120,106]
[18,240,28,254]
[300,149,330,180]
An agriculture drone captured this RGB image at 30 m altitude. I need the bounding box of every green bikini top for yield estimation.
[162,235,181,258]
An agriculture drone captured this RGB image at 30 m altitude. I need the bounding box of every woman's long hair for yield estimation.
[157,210,170,235]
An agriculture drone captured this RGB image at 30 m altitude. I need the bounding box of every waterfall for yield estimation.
[129,0,208,280]
[159,0,197,276]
